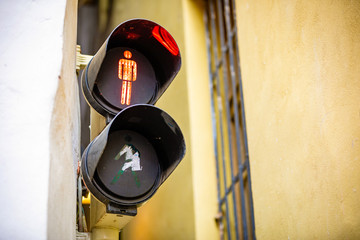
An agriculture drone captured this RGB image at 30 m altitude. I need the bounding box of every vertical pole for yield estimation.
[230,0,256,237]
[90,108,106,140]
[92,228,119,240]
[89,108,119,240]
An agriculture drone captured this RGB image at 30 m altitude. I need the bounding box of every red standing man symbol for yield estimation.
[119,50,137,105]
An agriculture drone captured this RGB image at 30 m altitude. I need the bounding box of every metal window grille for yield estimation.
[204,0,256,239]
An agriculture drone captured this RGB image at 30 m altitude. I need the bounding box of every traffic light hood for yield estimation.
[81,104,186,207]
[82,19,181,117]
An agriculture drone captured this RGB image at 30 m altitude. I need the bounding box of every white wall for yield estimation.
[0,0,78,239]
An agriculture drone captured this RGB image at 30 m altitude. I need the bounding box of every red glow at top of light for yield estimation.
[152,25,179,56]
[126,32,140,40]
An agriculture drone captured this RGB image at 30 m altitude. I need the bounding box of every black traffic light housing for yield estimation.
[80,19,185,215]
[82,19,181,117]
[81,104,185,210]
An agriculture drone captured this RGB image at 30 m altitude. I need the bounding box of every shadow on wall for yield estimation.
[78,0,117,152]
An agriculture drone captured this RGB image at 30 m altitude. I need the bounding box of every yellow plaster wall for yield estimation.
[183,0,219,239]
[236,1,360,239]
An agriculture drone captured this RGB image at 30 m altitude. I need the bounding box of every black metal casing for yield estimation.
[81,105,185,210]
[81,19,181,117]
[80,19,185,214]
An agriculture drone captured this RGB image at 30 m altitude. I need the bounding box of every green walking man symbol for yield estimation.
[111,144,142,187]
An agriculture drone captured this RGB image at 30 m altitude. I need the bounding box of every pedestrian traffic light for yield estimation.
[80,19,185,215]
[81,18,181,117]
[81,104,185,212]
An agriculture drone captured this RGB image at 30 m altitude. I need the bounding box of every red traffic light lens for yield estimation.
[94,47,157,113]
[82,19,181,117]
[152,25,179,56]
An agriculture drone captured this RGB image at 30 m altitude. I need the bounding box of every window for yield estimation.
[204,0,256,239]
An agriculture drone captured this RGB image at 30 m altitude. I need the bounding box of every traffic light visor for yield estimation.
[81,104,185,206]
[82,19,181,117]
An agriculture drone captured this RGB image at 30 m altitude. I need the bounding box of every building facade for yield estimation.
[1,0,360,239]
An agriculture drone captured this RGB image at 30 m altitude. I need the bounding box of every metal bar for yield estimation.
[205,0,257,239]
[211,59,224,82]
[204,0,221,216]
[219,179,238,207]
[219,166,245,206]
[204,5,224,240]
[223,0,249,238]
[209,0,232,239]
[77,175,84,232]
[210,46,229,82]
[230,0,256,238]
[215,0,240,239]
